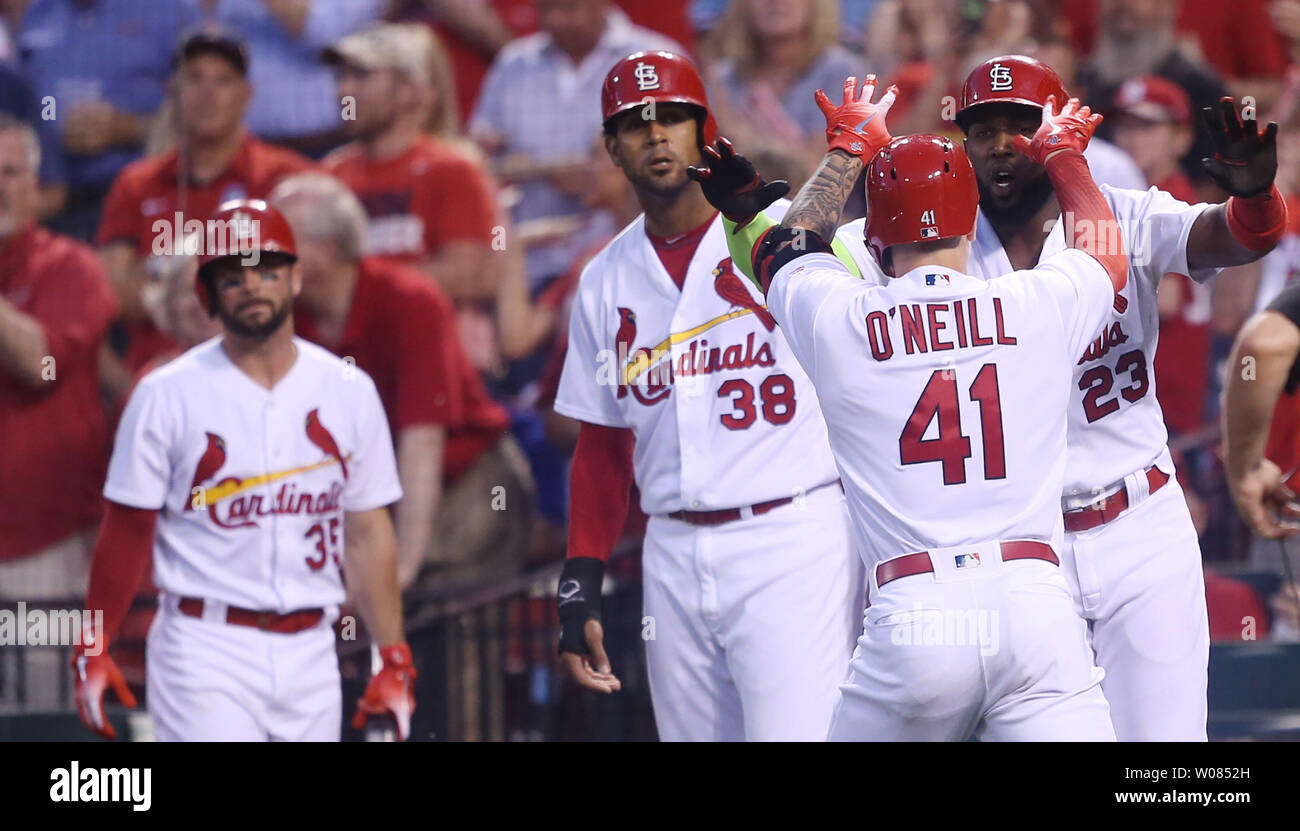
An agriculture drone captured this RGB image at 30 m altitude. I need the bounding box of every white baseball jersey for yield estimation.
[104,337,403,611]
[766,249,1116,565]
[555,214,840,514]
[841,185,1218,496]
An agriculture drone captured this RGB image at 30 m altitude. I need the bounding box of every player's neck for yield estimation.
[891,247,968,278]
[639,183,717,238]
[988,192,1061,271]
[363,120,421,162]
[222,323,299,390]
[183,128,246,185]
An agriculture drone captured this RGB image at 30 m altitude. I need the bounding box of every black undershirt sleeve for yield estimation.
[1265,282,1300,394]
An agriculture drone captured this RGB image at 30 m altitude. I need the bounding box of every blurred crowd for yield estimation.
[2,0,1300,641]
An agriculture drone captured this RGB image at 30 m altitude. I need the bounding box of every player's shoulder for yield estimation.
[577,215,649,286]
[1101,182,1199,216]
[131,336,226,395]
[292,337,379,386]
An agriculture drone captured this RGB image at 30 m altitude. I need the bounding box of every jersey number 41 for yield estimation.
[899,363,1006,486]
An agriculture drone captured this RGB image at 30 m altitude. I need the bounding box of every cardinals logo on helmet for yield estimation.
[634,61,661,91]
[989,63,1014,91]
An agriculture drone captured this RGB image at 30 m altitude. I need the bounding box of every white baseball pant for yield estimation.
[1062,475,1210,741]
[828,544,1116,741]
[641,485,863,741]
[145,595,342,741]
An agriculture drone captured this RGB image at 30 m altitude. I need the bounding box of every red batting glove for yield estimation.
[73,648,138,740]
[352,643,418,741]
[1012,96,1103,165]
[815,74,898,159]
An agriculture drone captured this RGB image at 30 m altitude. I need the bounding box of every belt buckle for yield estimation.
[257,611,272,630]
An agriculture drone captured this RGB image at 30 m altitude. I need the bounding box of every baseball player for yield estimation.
[728,56,1288,741]
[73,200,417,742]
[553,51,864,741]
[703,76,1124,740]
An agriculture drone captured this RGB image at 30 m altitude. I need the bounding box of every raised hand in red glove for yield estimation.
[1012,95,1103,165]
[815,74,898,159]
[73,648,138,740]
[352,643,417,741]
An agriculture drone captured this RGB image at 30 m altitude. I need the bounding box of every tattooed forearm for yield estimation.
[781,150,863,243]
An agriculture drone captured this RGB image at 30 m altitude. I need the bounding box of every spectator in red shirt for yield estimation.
[95,27,313,390]
[0,114,118,598]
[269,172,530,595]
[322,23,500,306]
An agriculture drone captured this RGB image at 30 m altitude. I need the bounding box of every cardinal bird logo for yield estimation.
[305,408,348,480]
[616,307,637,355]
[186,432,227,510]
[713,259,776,331]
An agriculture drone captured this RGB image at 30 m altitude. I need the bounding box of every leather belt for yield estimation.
[1063,466,1169,533]
[666,480,841,526]
[875,540,1059,589]
[177,597,324,634]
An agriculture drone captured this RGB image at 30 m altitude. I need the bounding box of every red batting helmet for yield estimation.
[601,50,718,147]
[865,135,978,269]
[195,199,298,314]
[955,55,1068,131]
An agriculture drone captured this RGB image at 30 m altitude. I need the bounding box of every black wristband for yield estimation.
[556,557,604,655]
[754,225,834,291]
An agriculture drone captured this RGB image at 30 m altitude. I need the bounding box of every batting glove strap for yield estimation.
[557,556,604,655]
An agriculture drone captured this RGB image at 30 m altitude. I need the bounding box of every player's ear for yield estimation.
[289,262,303,299]
[602,132,622,167]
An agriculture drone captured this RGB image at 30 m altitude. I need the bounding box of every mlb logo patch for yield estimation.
[920,227,939,239]
[924,273,950,286]
[954,552,981,569]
